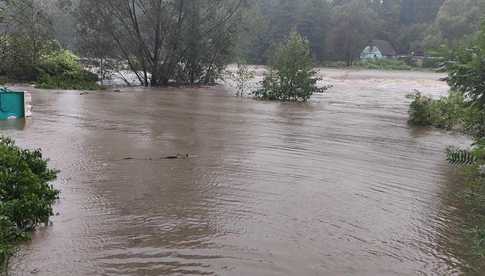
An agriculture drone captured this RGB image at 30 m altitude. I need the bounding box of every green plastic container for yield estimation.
[0,87,25,120]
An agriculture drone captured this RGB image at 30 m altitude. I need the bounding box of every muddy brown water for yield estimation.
[2,69,476,275]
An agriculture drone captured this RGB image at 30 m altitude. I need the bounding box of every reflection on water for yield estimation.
[3,70,478,275]
[0,118,27,130]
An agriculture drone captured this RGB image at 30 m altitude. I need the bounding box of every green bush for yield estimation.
[254,32,324,102]
[422,20,485,261]
[407,91,468,130]
[355,59,412,70]
[35,50,100,90]
[0,137,59,270]
[407,92,434,126]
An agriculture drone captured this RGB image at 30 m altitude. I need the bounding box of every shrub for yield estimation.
[253,32,324,102]
[0,136,59,270]
[407,91,468,130]
[407,92,434,126]
[0,137,59,229]
[356,59,412,71]
[35,50,100,90]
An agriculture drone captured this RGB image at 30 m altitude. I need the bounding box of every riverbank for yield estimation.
[407,90,485,273]
[321,59,439,72]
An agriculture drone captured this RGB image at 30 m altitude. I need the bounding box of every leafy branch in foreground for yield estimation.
[0,136,59,271]
[446,147,478,166]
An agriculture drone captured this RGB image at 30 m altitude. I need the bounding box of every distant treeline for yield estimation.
[0,0,483,86]
[238,0,485,64]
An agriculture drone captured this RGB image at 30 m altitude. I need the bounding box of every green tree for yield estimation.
[446,19,485,139]
[254,32,323,102]
[298,0,330,62]
[0,0,55,80]
[329,0,377,65]
[237,0,331,64]
[448,20,485,109]
[80,0,245,86]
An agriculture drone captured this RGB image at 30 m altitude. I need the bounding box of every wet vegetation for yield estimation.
[0,137,59,273]
[407,91,469,130]
[355,59,412,71]
[254,32,324,102]
[2,0,484,89]
[408,20,485,264]
[0,1,99,90]
[35,50,99,90]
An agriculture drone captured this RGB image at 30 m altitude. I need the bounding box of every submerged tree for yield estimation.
[78,0,245,87]
[227,61,255,97]
[254,32,323,102]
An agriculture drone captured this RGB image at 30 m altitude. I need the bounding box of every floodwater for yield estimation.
[2,69,476,275]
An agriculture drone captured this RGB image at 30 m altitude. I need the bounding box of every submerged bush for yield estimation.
[254,32,324,102]
[35,50,99,90]
[407,92,434,126]
[0,137,59,270]
[407,91,468,130]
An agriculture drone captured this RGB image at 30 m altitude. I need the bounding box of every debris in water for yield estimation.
[164,153,190,160]
[118,154,191,161]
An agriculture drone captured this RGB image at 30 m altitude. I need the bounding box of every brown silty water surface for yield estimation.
[2,69,476,275]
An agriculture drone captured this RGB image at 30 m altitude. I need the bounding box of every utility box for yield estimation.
[0,88,32,120]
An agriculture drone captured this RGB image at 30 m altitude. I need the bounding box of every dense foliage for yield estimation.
[237,0,485,65]
[254,32,323,102]
[0,137,59,271]
[408,19,485,262]
[76,0,245,86]
[407,91,468,130]
[447,21,485,109]
[36,50,99,90]
[0,0,99,89]
[1,0,483,85]
[447,24,485,261]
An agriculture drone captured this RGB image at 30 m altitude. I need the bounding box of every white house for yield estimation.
[360,40,397,60]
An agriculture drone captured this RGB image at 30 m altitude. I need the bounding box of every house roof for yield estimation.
[369,40,397,57]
